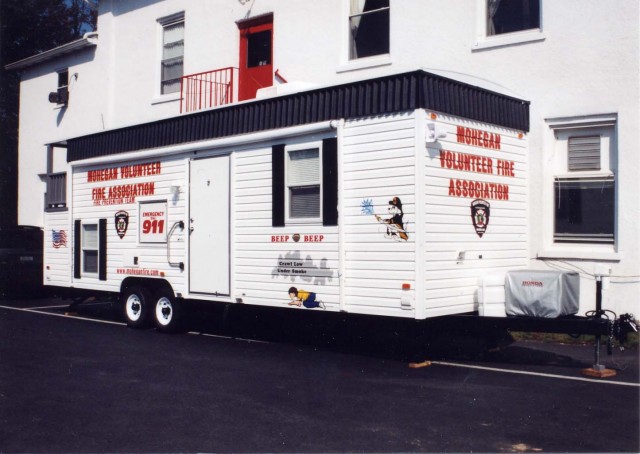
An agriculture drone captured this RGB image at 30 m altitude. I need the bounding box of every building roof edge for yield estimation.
[4,32,98,71]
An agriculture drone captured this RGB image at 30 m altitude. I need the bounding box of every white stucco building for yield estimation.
[7,0,639,322]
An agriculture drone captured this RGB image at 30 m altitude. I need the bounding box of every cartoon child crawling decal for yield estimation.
[288,287,325,309]
[375,196,409,241]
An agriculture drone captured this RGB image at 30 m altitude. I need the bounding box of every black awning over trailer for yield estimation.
[66,70,530,162]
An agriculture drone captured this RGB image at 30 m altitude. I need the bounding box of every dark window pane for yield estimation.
[489,0,540,36]
[83,250,98,273]
[554,179,614,243]
[247,30,272,67]
[58,70,69,88]
[350,0,390,59]
[290,186,320,218]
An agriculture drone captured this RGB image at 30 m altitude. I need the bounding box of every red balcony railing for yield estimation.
[180,67,237,113]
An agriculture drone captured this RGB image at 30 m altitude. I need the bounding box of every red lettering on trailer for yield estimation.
[456,126,501,150]
[448,179,509,200]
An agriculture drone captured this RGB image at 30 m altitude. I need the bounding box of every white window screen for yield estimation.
[161,18,184,94]
[568,136,601,171]
[82,224,98,273]
[287,148,321,219]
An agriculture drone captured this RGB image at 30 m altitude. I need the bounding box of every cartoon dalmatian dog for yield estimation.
[375,196,408,241]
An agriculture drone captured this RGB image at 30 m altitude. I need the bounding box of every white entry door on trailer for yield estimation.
[189,155,230,295]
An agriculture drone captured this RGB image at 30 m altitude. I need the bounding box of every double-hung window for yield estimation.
[549,117,617,245]
[82,223,99,274]
[272,138,338,227]
[286,145,322,221]
[74,219,107,280]
[475,0,544,50]
[487,0,540,36]
[349,0,390,60]
[159,13,184,95]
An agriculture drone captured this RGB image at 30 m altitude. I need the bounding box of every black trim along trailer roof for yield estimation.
[66,70,530,162]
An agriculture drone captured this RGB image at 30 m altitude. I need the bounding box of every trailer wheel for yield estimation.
[153,289,184,333]
[122,286,153,328]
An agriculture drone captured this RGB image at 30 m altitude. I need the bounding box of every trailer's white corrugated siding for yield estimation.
[233,146,340,310]
[43,210,72,287]
[423,114,528,317]
[71,157,187,293]
[342,112,417,317]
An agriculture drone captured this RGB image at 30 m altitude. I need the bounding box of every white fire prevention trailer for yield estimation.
[42,71,635,354]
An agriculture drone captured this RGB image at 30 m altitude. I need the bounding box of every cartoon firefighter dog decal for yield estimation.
[375,197,408,241]
[288,287,325,309]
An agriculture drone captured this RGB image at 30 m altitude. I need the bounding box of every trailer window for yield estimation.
[286,147,321,220]
[82,224,98,273]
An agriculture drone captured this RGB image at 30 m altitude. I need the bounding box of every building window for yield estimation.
[247,29,272,67]
[58,69,69,90]
[159,13,185,95]
[45,172,66,210]
[554,177,614,244]
[82,223,98,274]
[287,146,322,220]
[349,0,390,60]
[547,117,617,246]
[487,0,540,36]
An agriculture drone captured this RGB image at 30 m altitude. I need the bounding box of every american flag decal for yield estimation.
[52,230,67,248]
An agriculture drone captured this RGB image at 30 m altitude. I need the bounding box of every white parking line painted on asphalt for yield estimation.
[26,304,74,310]
[188,331,272,344]
[432,360,640,387]
[0,304,126,326]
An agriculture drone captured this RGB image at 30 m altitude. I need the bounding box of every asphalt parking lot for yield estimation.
[1,296,638,453]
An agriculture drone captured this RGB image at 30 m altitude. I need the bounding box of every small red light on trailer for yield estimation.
[518,132,524,139]
[402,283,411,290]
[429,113,437,120]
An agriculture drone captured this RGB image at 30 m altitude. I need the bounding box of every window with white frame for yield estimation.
[286,145,322,221]
[349,0,390,60]
[82,223,99,273]
[159,13,185,95]
[550,120,616,245]
[487,0,540,36]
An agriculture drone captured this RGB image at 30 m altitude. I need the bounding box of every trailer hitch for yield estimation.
[613,313,638,351]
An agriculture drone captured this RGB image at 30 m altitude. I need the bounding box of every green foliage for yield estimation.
[0,0,97,226]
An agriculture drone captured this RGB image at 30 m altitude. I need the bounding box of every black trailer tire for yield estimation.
[153,289,184,333]
[122,285,153,328]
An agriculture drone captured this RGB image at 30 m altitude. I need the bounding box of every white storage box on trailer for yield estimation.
[505,270,580,318]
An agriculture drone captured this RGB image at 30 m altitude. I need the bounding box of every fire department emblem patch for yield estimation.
[115,210,129,239]
[470,199,490,238]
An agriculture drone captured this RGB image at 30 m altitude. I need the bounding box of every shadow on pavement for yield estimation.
[19,296,637,377]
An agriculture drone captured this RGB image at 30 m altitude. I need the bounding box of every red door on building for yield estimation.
[238,15,273,101]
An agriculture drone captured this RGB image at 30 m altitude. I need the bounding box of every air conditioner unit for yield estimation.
[48,87,69,105]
